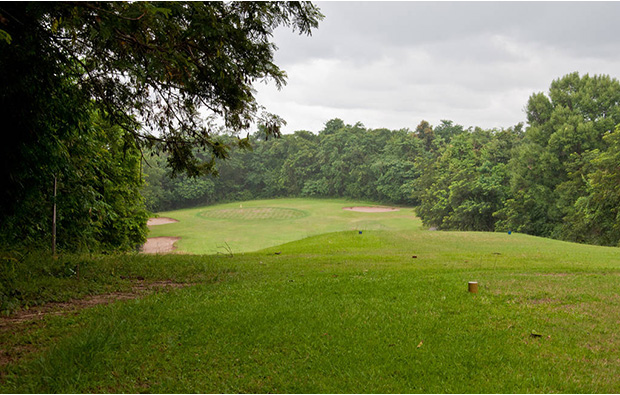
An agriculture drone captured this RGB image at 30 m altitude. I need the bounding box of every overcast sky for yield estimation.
[253,1,620,134]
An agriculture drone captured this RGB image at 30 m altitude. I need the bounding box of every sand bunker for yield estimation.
[141,237,181,254]
[147,217,179,226]
[342,206,400,213]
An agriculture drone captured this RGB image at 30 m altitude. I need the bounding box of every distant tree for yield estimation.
[320,118,346,135]
[415,120,435,152]
[433,120,466,145]
[283,135,320,196]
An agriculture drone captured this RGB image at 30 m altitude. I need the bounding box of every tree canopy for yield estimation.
[495,72,620,243]
[1,1,322,175]
[141,120,424,212]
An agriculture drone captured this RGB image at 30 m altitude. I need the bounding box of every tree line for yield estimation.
[143,72,620,247]
[142,119,422,211]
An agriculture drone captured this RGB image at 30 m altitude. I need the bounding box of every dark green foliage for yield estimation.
[562,126,620,245]
[409,73,620,247]
[414,124,523,231]
[496,73,620,245]
[0,111,149,253]
[413,72,620,246]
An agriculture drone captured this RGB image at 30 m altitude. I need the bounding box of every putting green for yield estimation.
[199,207,308,220]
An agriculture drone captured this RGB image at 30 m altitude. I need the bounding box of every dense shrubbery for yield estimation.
[0,111,149,253]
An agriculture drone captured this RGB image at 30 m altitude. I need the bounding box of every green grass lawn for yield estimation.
[146,198,421,254]
[3,199,620,392]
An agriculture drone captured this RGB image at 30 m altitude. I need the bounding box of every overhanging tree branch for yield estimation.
[1,1,323,177]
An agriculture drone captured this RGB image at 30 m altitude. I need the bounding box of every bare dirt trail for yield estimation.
[0,281,191,328]
[0,280,194,366]
[2,217,185,366]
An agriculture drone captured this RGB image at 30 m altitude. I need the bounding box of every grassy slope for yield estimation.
[3,225,620,392]
[146,198,420,254]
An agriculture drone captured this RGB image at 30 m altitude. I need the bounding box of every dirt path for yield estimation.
[342,206,400,212]
[141,236,181,254]
[0,280,195,367]
[0,281,191,329]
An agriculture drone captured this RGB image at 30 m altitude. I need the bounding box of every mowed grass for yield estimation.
[146,198,420,254]
[3,226,620,392]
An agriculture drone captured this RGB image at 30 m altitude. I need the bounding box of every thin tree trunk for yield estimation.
[52,175,57,256]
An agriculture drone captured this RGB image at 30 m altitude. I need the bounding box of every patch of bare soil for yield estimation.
[147,217,179,226]
[0,281,191,329]
[342,206,400,213]
[527,298,557,305]
[0,280,194,366]
[141,236,181,254]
